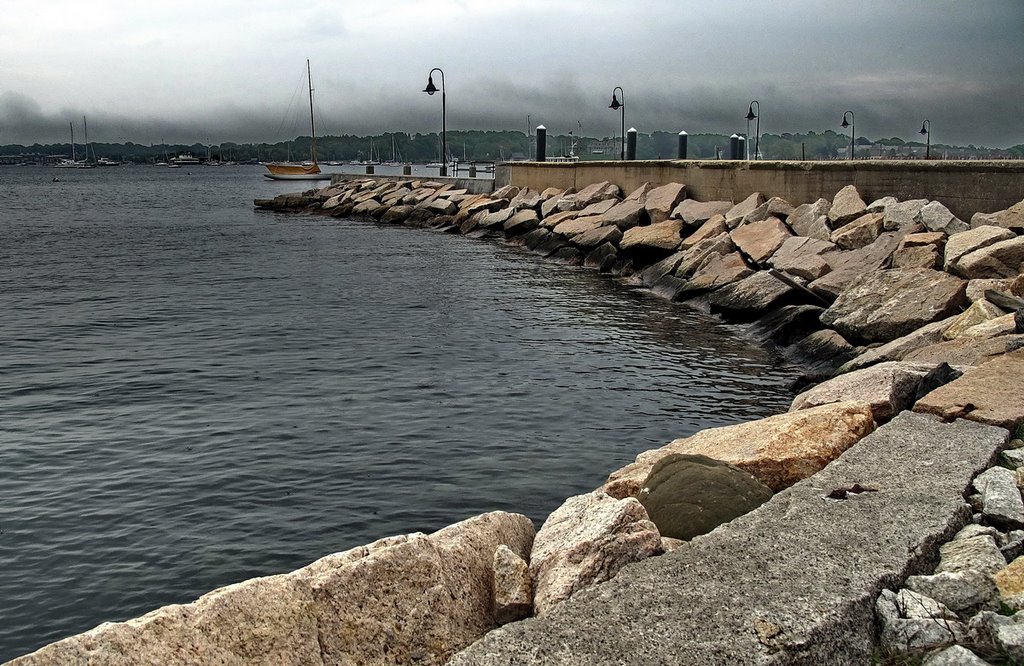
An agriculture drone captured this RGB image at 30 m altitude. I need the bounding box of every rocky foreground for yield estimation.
[10,178,1024,664]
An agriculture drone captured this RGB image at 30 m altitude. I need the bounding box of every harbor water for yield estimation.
[0,165,798,660]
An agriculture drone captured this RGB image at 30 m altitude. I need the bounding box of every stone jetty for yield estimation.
[10,176,1024,664]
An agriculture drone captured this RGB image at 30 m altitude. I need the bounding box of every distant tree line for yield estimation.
[2,129,1021,163]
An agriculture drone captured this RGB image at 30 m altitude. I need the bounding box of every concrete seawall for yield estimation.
[496,160,1024,221]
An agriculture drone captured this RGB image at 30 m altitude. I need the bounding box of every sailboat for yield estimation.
[54,119,95,169]
[265,60,331,180]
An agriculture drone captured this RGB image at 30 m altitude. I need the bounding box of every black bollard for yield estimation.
[678,131,688,159]
[729,134,740,160]
[403,164,412,176]
[536,125,546,162]
[626,128,637,161]
[738,135,747,160]
[366,165,374,175]
[469,164,476,178]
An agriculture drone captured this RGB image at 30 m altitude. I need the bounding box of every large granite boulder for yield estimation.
[624,182,653,202]
[827,185,867,226]
[674,232,735,277]
[952,236,1024,279]
[680,214,728,249]
[914,349,1024,431]
[794,329,859,368]
[945,225,1017,273]
[919,201,968,235]
[599,199,647,229]
[791,361,944,422]
[891,232,945,269]
[639,251,686,287]
[539,209,579,229]
[638,454,773,541]
[503,209,540,236]
[820,268,967,343]
[724,192,765,227]
[571,181,621,209]
[552,215,604,237]
[672,199,732,226]
[837,315,959,373]
[941,299,1008,340]
[808,231,906,300]
[681,252,754,293]
[619,219,684,253]
[830,212,884,250]
[750,304,827,347]
[529,492,661,616]
[708,270,803,321]
[768,236,837,281]
[380,205,414,225]
[729,216,793,265]
[903,333,1024,367]
[789,198,832,239]
[577,198,619,217]
[572,224,622,249]
[972,198,1024,233]
[882,199,929,231]
[509,188,543,211]
[644,183,687,224]
[12,512,535,666]
[603,401,875,497]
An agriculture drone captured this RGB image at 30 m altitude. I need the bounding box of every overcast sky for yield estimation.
[1,0,1022,147]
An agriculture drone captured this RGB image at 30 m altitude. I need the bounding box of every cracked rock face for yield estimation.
[10,512,536,666]
[528,491,662,616]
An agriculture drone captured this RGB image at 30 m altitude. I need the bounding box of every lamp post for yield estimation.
[745,100,760,160]
[840,111,855,160]
[422,68,446,176]
[919,119,931,160]
[609,86,625,161]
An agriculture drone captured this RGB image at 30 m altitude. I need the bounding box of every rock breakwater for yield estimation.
[10,175,1023,663]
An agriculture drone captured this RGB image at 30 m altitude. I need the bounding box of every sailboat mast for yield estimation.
[83,116,92,163]
[306,59,317,165]
[70,122,76,162]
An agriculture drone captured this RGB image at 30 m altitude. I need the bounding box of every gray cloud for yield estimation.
[1,0,1021,147]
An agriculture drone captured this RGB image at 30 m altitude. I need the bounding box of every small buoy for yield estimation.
[52,177,59,182]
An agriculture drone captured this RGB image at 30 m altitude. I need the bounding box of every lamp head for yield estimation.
[919,122,928,135]
[745,104,757,121]
[840,117,850,129]
[609,93,622,111]
[423,76,438,95]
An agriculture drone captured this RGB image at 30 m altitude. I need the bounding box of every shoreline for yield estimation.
[10,174,1023,664]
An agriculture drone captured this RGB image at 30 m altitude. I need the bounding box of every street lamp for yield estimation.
[609,87,625,160]
[840,111,855,160]
[919,120,931,160]
[423,67,447,176]
[745,101,760,160]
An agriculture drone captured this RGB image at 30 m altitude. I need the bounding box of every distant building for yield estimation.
[589,140,619,155]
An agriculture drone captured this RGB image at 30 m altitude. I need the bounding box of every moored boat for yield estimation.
[265,61,331,181]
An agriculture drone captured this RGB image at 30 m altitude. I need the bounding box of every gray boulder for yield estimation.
[905,569,1000,614]
[883,199,929,231]
[724,192,764,227]
[820,268,967,343]
[876,588,965,653]
[922,645,991,665]
[789,198,832,238]
[920,201,969,235]
[679,214,728,249]
[790,361,939,422]
[492,545,532,626]
[769,236,837,281]
[808,231,906,300]
[599,199,647,230]
[638,454,773,541]
[973,466,1024,530]
[935,533,1007,577]
[708,271,801,321]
